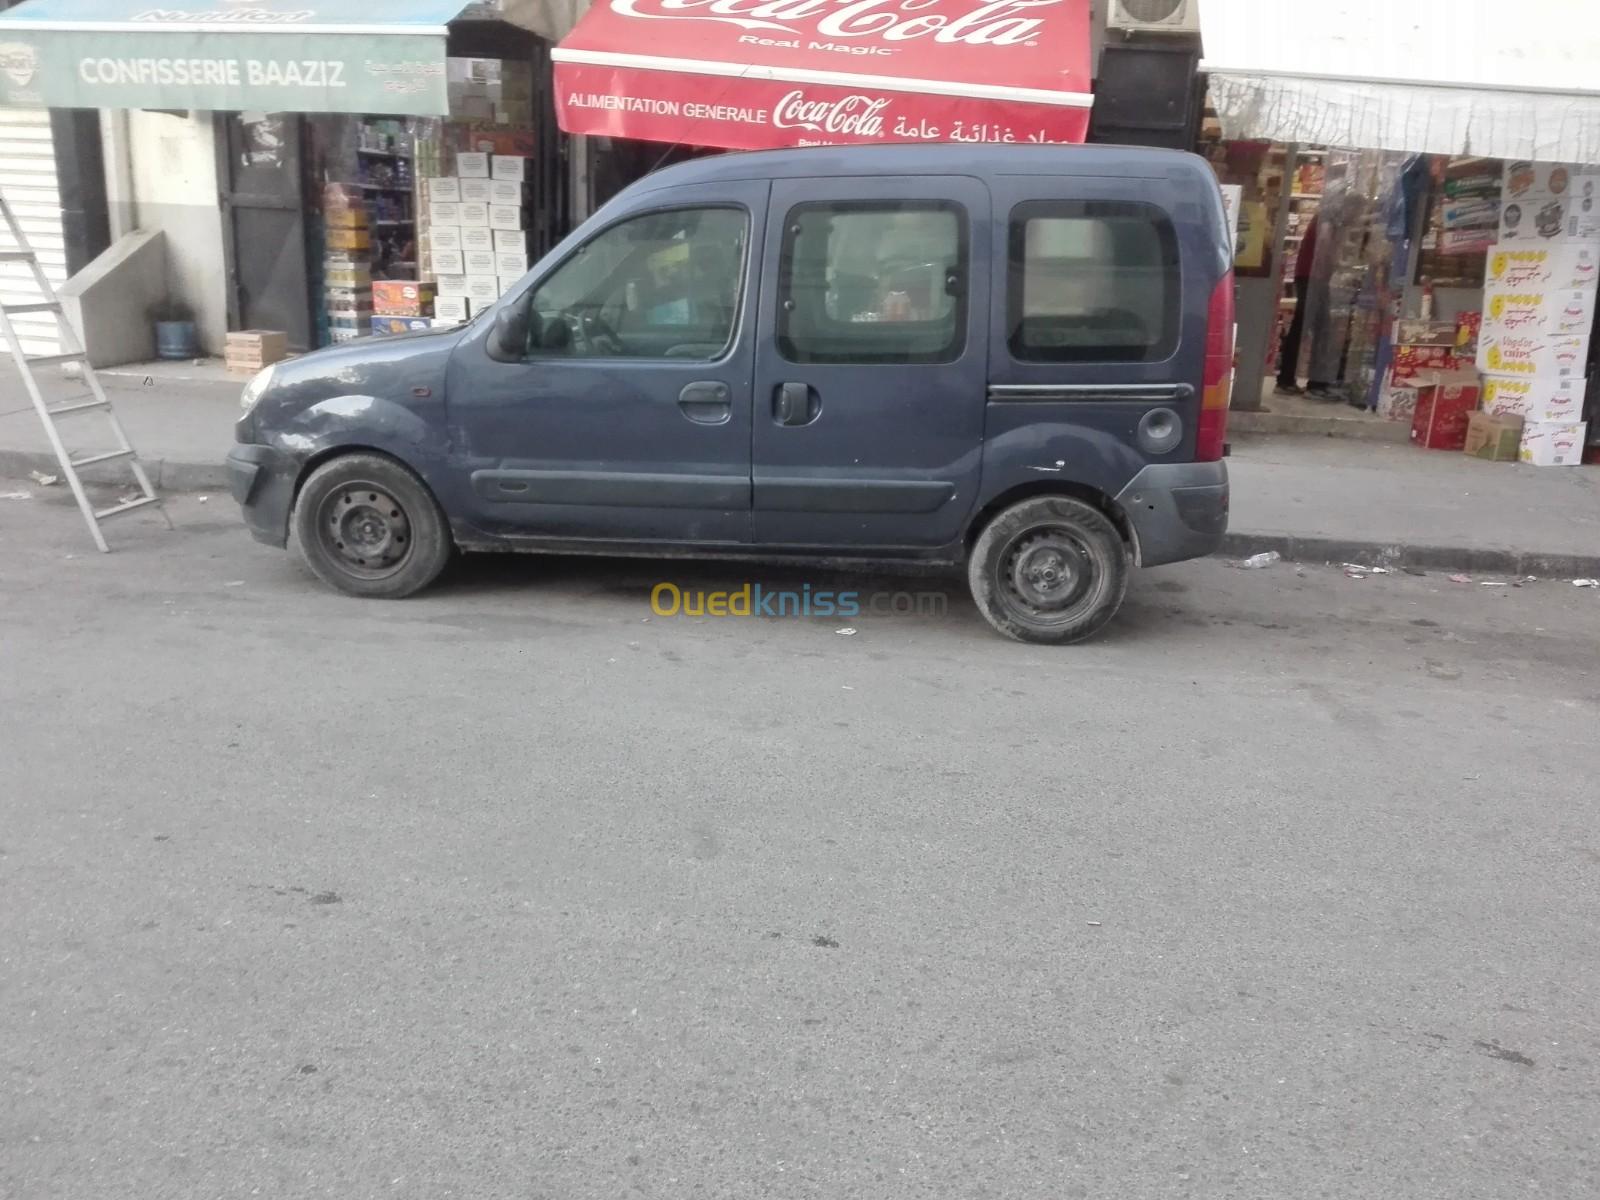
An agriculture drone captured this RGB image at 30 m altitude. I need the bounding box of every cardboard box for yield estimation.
[1378,381,1420,422]
[492,228,524,253]
[1520,420,1589,466]
[430,201,462,226]
[1477,332,1588,378]
[1482,375,1587,423]
[324,266,371,288]
[489,204,524,231]
[429,225,462,252]
[456,151,490,178]
[435,296,472,323]
[435,274,470,298]
[1463,410,1525,461]
[492,155,527,182]
[431,248,465,275]
[426,177,461,203]
[1410,373,1481,451]
[325,206,369,230]
[489,179,523,205]
[459,202,491,228]
[460,226,494,252]
[326,227,372,252]
[1389,344,1458,388]
[1485,243,1600,291]
[371,315,433,336]
[225,329,290,374]
[1483,280,1598,340]
[324,289,373,316]
[1498,163,1600,244]
[463,249,498,276]
[459,177,492,204]
[1394,320,1456,347]
[496,250,528,278]
[465,275,501,304]
[372,280,436,317]
[498,276,521,297]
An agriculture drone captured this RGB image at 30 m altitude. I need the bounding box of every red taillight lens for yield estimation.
[1197,271,1235,462]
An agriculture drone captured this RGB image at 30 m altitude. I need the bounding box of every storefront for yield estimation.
[0,1,574,352]
[1198,0,1600,466]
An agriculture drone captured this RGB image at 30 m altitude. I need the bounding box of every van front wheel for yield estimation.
[292,453,452,599]
[968,496,1129,644]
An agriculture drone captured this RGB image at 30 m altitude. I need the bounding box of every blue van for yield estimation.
[229,144,1233,643]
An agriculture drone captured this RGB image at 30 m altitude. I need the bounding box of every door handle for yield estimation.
[678,381,731,425]
[774,381,815,427]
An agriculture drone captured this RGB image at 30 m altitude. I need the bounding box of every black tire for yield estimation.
[291,453,452,599]
[967,495,1130,645]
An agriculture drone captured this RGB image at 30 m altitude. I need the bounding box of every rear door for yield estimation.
[982,174,1198,493]
[750,176,991,549]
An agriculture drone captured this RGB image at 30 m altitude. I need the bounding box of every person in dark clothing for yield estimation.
[1275,213,1330,396]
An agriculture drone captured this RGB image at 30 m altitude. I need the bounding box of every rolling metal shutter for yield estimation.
[0,108,64,355]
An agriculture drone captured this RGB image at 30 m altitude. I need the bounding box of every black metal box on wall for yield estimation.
[1089,40,1203,151]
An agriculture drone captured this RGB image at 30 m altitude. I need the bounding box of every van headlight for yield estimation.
[240,364,278,413]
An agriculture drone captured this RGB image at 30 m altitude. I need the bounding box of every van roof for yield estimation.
[632,143,1211,190]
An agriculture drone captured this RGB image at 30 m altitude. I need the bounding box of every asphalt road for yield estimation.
[3,483,1600,1200]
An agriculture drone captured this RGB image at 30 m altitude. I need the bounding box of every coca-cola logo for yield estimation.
[773,89,888,135]
[609,0,1059,45]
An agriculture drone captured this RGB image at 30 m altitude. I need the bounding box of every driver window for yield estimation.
[524,206,747,360]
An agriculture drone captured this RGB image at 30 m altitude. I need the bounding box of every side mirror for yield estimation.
[487,300,533,362]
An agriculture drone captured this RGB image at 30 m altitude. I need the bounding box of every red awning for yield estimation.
[553,0,1093,151]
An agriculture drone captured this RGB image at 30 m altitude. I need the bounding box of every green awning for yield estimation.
[0,2,490,115]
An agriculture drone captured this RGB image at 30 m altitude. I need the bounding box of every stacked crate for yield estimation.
[324,184,374,343]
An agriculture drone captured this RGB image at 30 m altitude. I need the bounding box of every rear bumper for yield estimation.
[227,443,296,548]
[1116,460,1229,567]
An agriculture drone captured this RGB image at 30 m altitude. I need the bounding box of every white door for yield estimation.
[0,108,65,355]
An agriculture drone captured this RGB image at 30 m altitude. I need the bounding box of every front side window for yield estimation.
[524,206,746,360]
[778,202,965,365]
[1008,201,1180,364]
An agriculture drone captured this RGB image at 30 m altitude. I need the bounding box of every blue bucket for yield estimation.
[154,320,198,360]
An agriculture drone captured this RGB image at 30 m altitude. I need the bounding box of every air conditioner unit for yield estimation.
[1108,0,1201,35]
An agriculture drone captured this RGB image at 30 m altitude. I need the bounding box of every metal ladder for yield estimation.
[0,192,171,552]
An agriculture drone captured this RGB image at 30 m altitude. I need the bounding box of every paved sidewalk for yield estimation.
[3,359,1599,575]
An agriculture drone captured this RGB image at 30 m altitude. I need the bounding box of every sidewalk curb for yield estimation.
[6,443,1598,578]
[0,448,230,493]
[1221,531,1600,580]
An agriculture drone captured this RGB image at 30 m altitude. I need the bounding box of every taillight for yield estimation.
[1197,271,1235,462]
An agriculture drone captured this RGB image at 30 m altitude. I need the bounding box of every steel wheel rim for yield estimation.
[316,483,413,580]
[999,526,1097,625]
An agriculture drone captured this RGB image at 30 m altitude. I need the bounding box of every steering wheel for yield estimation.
[578,310,625,356]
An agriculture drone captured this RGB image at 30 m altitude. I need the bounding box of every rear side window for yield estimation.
[778,202,965,364]
[1008,200,1179,364]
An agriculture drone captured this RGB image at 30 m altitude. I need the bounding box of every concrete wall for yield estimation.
[122,111,228,356]
[59,229,166,368]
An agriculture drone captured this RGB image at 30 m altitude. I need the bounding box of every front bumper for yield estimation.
[1115,460,1229,567]
[226,443,296,548]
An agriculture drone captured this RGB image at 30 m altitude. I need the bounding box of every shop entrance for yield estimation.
[217,113,314,352]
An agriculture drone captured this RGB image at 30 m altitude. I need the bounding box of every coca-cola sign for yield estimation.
[772,89,888,135]
[609,0,1060,44]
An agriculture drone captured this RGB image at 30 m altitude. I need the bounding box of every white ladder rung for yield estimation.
[29,351,86,368]
[4,300,60,315]
[94,495,161,521]
[70,448,135,468]
[47,397,110,417]
[0,250,36,262]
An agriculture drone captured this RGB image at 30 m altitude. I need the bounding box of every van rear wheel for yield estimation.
[968,496,1129,644]
[292,453,452,599]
